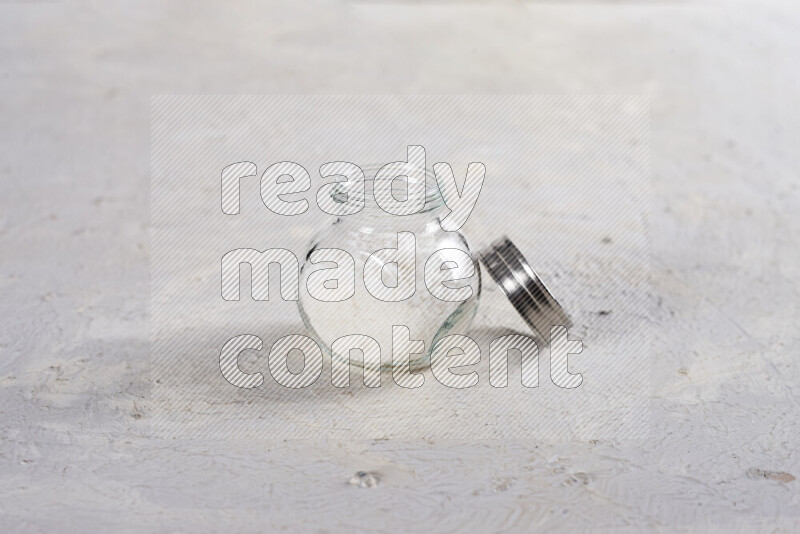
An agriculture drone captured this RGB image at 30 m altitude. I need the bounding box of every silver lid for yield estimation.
[478,236,572,341]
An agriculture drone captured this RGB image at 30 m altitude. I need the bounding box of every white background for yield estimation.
[0,1,798,532]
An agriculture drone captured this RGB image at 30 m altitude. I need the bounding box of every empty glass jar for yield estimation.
[298,168,481,371]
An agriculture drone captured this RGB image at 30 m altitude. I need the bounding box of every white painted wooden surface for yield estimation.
[1,1,798,532]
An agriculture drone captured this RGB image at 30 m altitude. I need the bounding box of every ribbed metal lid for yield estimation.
[478,236,572,341]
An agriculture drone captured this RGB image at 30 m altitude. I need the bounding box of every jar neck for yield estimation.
[338,203,444,233]
[332,168,446,231]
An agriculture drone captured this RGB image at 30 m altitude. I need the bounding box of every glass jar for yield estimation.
[298,168,481,371]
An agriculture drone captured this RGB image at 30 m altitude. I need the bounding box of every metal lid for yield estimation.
[478,236,572,341]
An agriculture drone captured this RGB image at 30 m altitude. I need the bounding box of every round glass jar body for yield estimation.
[297,173,481,371]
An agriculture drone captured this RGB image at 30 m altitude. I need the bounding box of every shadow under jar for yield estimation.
[298,167,481,372]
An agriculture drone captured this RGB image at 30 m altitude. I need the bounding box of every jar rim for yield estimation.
[331,165,445,215]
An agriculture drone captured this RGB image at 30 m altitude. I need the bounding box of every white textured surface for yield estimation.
[1,1,799,532]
